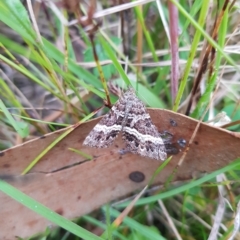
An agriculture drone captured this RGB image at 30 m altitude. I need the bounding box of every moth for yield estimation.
[83,87,167,160]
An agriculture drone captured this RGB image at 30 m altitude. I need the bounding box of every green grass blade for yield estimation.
[171,0,238,70]
[173,0,210,111]
[102,206,166,240]
[21,110,97,174]
[191,6,229,118]
[0,0,36,42]
[0,180,103,240]
[99,35,131,87]
[117,158,240,207]
[82,215,128,240]
[0,99,28,138]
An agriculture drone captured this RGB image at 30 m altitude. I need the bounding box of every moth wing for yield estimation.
[122,116,167,160]
[83,107,122,148]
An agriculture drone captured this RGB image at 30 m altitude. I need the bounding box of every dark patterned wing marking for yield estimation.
[83,89,129,148]
[83,108,122,148]
[123,116,167,161]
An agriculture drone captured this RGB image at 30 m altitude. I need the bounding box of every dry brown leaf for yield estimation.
[0,109,240,239]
